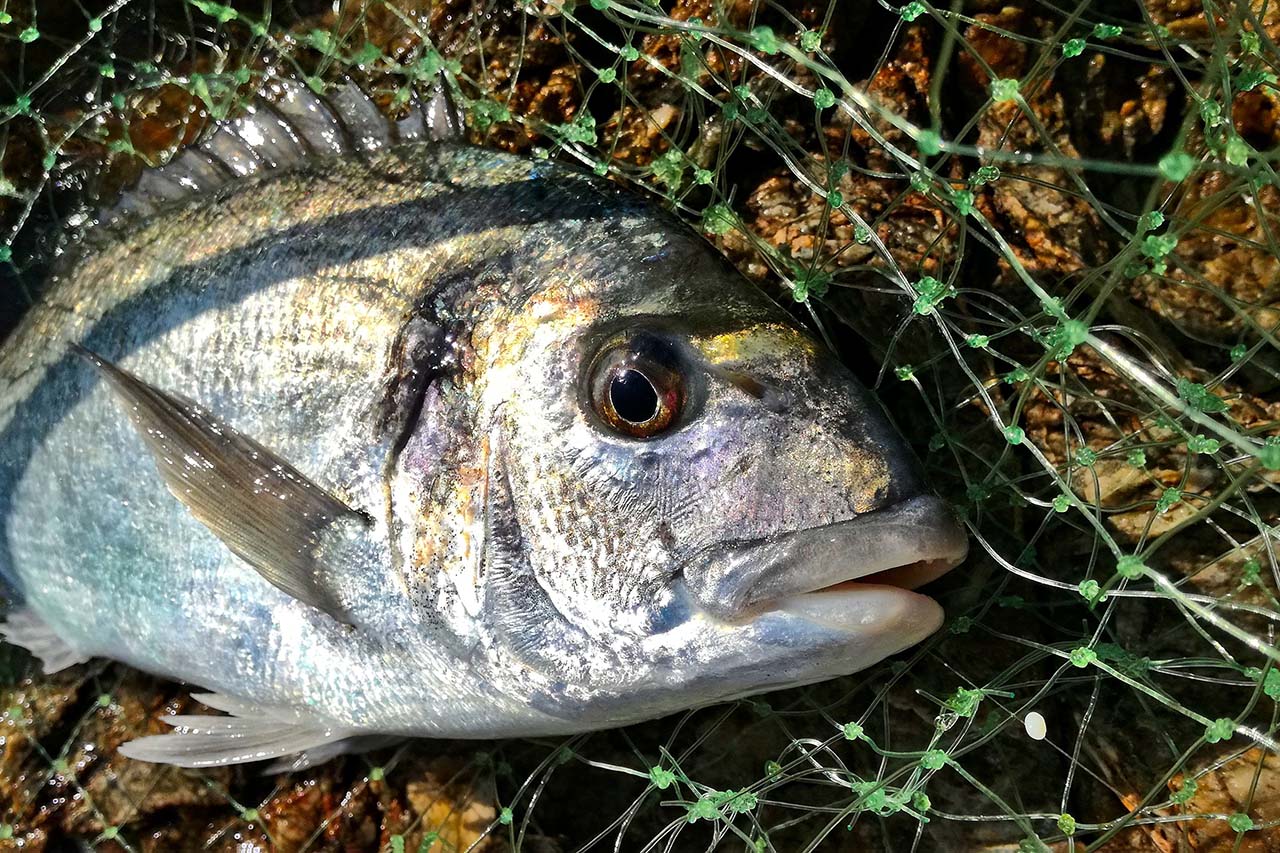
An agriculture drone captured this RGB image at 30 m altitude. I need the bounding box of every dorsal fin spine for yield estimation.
[104,75,464,224]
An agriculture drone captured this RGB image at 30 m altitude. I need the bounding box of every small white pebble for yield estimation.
[1024,711,1047,741]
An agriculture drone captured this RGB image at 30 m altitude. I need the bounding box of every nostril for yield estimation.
[718,369,793,413]
[759,384,794,413]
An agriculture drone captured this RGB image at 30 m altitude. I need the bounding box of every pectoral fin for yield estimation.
[76,346,367,623]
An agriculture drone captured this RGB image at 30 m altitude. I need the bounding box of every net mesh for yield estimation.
[3,0,1280,850]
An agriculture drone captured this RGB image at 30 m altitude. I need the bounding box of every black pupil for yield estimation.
[610,369,659,424]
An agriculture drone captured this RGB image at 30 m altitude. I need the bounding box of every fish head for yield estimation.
[404,217,967,728]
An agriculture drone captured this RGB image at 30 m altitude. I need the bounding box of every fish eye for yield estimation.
[589,338,685,439]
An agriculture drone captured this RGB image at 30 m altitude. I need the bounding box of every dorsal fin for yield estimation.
[108,76,465,222]
[74,345,368,624]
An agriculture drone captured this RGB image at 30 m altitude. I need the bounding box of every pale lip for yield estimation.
[684,494,969,622]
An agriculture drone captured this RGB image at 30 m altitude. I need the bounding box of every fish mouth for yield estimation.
[684,494,968,623]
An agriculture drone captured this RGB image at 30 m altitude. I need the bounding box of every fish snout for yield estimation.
[684,494,968,623]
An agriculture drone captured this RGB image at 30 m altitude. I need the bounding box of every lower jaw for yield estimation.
[774,583,945,637]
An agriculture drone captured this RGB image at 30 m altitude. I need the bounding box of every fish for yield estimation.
[0,78,967,769]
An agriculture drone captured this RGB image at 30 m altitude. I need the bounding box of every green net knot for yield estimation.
[1204,717,1235,743]
[1138,210,1165,232]
[1225,135,1252,167]
[1155,487,1181,514]
[900,2,926,21]
[702,203,738,235]
[849,779,890,812]
[973,164,1001,184]
[791,269,830,302]
[1141,233,1178,262]
[944,687,983,718]
[920,749,948,770]
[1200,99,1224,128]
[1158,151,1195,181]
[192,0,238,22]
[1175,378,1227,414]
[912,276,955,315]
[649,766,676,789]
[917,129,942,156]
[1258,436,1280,470]
[1116,555,1146,579]
[1068,646,1097,668]
[1228,813,1255,833]
[1061,38,1085,58]
[557,113,597,146]
[686,794,720,823]
[1236,68,1276,92]
[747,26,780,54]
[715,789,758,815]
[1263,668,1280,700]
[1078,579,1104,604]
[1187,434,1220,454]
[652,150,685,188]
[1047,318,1087,359]
[990,78,1020,103]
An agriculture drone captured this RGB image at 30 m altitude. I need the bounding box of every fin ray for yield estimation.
[105,76,463,224]
[76,346,365,623]
[261,734,404,774]
[0,608,89,673]
[118,692,356,769]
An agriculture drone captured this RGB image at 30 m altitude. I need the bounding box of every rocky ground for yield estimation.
[2,0,1280,850]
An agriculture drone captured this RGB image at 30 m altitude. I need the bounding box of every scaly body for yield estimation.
[0,86,966,767]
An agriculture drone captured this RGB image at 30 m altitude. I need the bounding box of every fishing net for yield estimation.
[2,0,1279,850]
